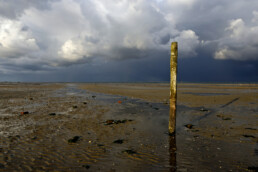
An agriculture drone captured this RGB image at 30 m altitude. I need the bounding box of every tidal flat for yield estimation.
[0,83,257,171]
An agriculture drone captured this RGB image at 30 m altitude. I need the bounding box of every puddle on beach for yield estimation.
[0,83,257,171]
[182,92,230,96]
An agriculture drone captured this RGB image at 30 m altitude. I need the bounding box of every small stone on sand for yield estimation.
[68,136,81,143]
[113,139,124,144]
[185,124,194,129]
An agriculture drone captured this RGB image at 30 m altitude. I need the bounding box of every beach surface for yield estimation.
[0,83,257,171]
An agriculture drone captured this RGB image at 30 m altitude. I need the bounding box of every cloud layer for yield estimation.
[0,0,258,75]
[215,14,258,60]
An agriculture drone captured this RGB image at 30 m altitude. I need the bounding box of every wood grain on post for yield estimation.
[169,42,178,134]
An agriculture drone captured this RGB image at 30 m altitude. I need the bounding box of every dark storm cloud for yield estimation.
[0,0,200,72]
[0,0,257,82]
[214,17,258,60]
[161,0,258,61]
[2,48,257,83]
[173,0,258,39]
[0,50,170,82]
[178,48,258,82]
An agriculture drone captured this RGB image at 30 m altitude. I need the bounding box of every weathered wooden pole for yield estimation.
[169,42,178,134]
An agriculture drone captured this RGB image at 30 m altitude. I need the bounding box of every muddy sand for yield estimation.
[0,83,257,171]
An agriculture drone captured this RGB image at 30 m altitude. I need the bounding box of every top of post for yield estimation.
[171,42,178,56]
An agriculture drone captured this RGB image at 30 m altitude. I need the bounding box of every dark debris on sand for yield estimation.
[68,136,82,143]
[20,111,29,115]
[242,135,256,138]
[200,108,208,112]
[245,128,257,130]
[122,149,137,155]
[113,139,124,144]
[104,119,133,125]
[82,165,90,169]
[184,124,194,129]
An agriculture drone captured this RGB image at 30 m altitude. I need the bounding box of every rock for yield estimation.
[92,95,96,98]
[222,117,231,120]
[154,107,159,110]
[113,139,124,144]
[184,124,194,129]
[115,120,128,124]
[82,165,90,169]
[243,135,255,138]
[105,120,115,125]
[200,108,208,112]
[68,136,81,143]
[116,120,122,123]
[31,136,37,140]
[48,113,56,116]
[20,111,29,115]
[121,120,128,123]
[123,149,137,155]
[83,102,87,104]
[105,119,133,125]
[73,105,78,108]
[245,128,256,130]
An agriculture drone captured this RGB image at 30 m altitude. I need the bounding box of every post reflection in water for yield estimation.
[169,134,177,172]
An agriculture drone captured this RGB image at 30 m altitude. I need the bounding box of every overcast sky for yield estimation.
[0,0,257,82]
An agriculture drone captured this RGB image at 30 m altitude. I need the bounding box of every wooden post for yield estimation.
[169,42,178,134]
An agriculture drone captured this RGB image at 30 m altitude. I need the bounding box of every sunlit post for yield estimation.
[169,42,178,134]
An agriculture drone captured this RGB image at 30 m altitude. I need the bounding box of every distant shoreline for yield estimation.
[0,81,258,84]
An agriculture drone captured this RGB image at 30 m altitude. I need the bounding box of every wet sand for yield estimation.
[0,83,257,171]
